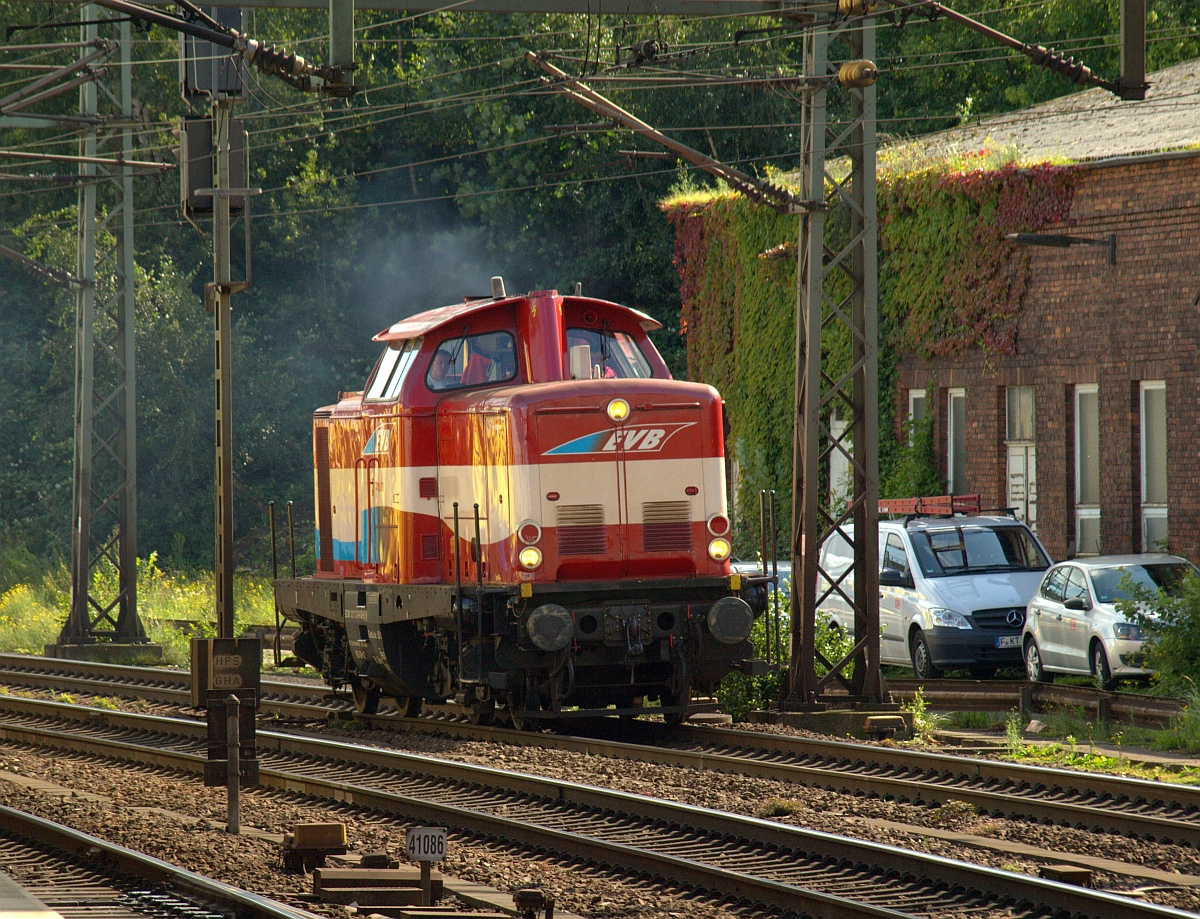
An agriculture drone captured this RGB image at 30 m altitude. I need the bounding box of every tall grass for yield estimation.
[0,553,278,666]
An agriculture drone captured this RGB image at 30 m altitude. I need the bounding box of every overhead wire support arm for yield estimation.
[881,0,1145,99]
[0,41,114,114]
[0,243,83,288]
[527,51,813,214]
[82,0,345,92]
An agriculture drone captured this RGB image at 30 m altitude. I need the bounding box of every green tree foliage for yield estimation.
[2,1,1198,576]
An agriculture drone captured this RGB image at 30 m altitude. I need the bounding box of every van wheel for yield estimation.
[1091,642,1116,691]
[1024,638,1052,683]
[910,630,943,681]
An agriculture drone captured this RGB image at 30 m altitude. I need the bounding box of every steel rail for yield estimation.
[3,654,1200,846]
[0,695,1189,919]
[0,803,322,919]
[880,678,1184,727]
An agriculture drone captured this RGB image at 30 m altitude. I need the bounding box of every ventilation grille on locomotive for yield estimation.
[556,505,606,555]
[642,501,693,552]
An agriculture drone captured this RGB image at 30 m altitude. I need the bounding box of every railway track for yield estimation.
[0,801,318,919]
[0,693,1191,919]
[880,678,1184,728]
[3,653,1200,850]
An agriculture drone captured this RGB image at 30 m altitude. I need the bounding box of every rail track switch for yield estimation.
[362,851,399,869]
[863,715,907,740]
[1038,864,1094,887]
[314,867,444,905]
[282,823,348,872]
[512,886,555,919]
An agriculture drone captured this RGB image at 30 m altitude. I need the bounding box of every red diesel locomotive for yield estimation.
[274,281,767,726]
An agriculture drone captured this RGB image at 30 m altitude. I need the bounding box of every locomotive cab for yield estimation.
[276,284,767,725]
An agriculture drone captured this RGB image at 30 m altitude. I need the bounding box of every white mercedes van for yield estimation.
[817,516,1051,679]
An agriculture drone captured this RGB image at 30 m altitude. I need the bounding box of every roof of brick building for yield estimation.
[902,57,1200,163]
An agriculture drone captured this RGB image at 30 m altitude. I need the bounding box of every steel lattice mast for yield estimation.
[785,12,882,708]
[55,6,155,658]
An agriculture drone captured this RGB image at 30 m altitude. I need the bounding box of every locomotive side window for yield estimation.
[426,330,518,392]
[566,328,652,379]
[364,338,422,401]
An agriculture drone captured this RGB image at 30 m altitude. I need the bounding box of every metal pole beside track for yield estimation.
[225,694,240,834]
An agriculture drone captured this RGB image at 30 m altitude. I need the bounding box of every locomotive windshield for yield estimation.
[364,338,422,401]
[566,328,651,379]
[426,330,518,391]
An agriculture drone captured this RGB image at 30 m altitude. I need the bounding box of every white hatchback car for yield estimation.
[1023,554,1196,688]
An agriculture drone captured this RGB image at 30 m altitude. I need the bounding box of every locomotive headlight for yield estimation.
[518,546,543,570]
[606,398,630,423]
[707,537,732,561]
[526,603,573,651]
[708,596,754,644]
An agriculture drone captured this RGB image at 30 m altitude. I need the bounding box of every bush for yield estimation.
[1120,571,1200,692]
[0,583,66,653]
[716,590,855,721]
[0,553,279,666]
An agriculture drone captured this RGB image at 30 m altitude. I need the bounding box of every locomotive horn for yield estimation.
[491,276,506,299]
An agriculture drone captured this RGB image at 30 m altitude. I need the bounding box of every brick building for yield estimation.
[896,59,1200,562]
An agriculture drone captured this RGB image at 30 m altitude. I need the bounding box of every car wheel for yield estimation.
[910,630,943,681]
[1092,641,1116,691]
[1024,638,1052,683]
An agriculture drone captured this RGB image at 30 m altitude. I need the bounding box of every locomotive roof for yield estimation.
[372,292,662,343]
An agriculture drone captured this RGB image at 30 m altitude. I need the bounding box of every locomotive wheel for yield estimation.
[352,682,381,715]
[396,695,423,718]
[506,693,538,732]
[662,688,691,727]
[467,699,495,726]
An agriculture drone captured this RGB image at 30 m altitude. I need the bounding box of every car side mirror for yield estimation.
[1063,597,1090,611]
[880,568,908,588]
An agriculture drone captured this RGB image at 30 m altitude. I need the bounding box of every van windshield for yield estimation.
[910,525,1049,578]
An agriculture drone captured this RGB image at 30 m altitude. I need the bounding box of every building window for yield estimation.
[1006,386,1035,442]
[908,389,926,422]
[1141,381,1167,551]
[1005,386,1036,529]
[948,388,966,494]
[1075,385,1100,555]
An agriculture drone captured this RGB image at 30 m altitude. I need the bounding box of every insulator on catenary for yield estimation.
[1027,45,1099,86]
[239,38,316,78]
[838,59,878,88]
[837,0,877,15]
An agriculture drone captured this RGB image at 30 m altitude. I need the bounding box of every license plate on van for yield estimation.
[995,636,1021,649]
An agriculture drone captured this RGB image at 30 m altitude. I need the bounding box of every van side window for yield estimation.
[1064,567,1090,603]
[1041,567,1068,602]
[882,534,910,578]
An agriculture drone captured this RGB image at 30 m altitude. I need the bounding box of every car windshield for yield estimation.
[910,525,1049,578]
[1089,563,1193,604]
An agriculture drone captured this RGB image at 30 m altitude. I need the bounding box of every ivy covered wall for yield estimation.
[663,157,1077,555]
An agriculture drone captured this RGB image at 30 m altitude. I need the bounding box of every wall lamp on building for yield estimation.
[1006,232,1116,265]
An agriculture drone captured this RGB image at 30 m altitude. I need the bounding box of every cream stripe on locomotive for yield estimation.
[322,457,726,549]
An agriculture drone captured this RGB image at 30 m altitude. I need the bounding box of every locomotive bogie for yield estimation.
[278,574,765,721]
